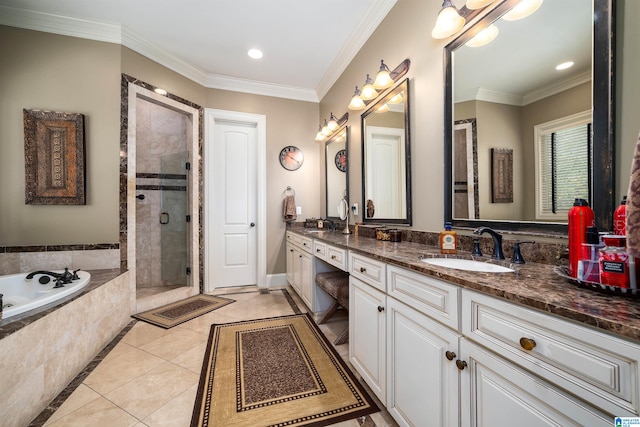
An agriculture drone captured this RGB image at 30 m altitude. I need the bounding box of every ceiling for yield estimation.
[0,0,397,102]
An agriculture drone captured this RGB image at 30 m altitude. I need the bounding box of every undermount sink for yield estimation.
[421,258,514,273]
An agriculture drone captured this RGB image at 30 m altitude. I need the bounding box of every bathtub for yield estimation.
[1,270,91,319]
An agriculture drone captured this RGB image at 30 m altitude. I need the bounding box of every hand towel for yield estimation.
[627,130,640,258]
[283,195,297,222]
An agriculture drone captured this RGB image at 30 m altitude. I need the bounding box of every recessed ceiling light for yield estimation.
[556,61,574,71]
[154,88,167,95]
[247,48,263,59]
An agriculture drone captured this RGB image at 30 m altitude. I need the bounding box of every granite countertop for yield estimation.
[289,229,640,344]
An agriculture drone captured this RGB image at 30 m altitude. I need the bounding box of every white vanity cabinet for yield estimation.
[285,232,333,315]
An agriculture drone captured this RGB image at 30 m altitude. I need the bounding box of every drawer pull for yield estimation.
[316,248,321,252]
[445,351,456,361]
[360,267,367,273]
[377,305,385,312]
[519,337,536,351]
[331,255,337,260]
[456,360,468,370]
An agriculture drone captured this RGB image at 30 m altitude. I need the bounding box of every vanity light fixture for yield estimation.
[387,92,403,104]
[314,112,349,142]
[465,24,499,47]
[375,103,390,114]
[373,60,394,89]
[315,125,326,142]
[327,113,339,131]
[361,74,379,100]
[348,86,366,111]
[501,0,543,21]
[432,0,465,39]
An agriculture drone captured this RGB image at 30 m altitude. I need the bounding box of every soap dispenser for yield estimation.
[440,222,457,254]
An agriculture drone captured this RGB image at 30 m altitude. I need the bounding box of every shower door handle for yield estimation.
[160,212,170,225]
[250,222,255,227]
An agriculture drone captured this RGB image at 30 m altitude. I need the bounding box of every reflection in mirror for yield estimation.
[362,78,411,225]
[325,126,349,219]
[444,0,614,233]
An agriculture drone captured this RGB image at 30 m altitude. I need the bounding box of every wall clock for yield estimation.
[279,145,304,171]
[334,149,347,172]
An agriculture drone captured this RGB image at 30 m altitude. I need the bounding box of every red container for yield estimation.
[599,246,630,288]
[568,199,594,278]
[613,196,627,235]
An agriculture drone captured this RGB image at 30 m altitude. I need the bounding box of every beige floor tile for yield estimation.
[104,360,199,420]
[139,328,206,361]
[85,347,165,395]
[44,384,101,426]
[46,396,139,427]
[142,384,198,427]
[122,321,174,348]
[170,341,207,373]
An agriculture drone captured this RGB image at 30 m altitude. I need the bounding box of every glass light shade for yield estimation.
[315,131,326,142]
[387,93,403,104]
[373,60,393,89]
[431,3,465,39]
[348,87,366,110]
[327,113,339,131]
[465,24,499,47]
[321,120,331,136]
[361,75,379,100]
[502,0,543,21]
[465,0,496,9]
[375,104,390,113]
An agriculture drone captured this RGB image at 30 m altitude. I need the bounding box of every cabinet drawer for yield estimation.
[387,265,460,331]
[299,236,313,253]
[286,231,300,245]
[349,252,386,292]
[326,245,348,271]
[462,290,640,416]
[313,240,327,261]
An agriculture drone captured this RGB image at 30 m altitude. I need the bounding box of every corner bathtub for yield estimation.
[0,270,91,319]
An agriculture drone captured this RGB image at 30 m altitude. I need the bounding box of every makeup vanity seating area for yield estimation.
[285,228,640,426]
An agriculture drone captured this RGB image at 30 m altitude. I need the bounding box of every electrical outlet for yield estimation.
[352,203,358,216]
[296,206,302,215]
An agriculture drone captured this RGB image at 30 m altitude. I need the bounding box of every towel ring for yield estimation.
[283,186,295,196]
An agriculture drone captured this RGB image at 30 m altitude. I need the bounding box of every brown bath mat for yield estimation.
[133,295,235,328]
[191,313,379,427]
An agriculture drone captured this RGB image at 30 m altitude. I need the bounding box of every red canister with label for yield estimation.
[599,246,630,288]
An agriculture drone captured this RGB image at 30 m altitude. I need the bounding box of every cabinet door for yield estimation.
[349,276,386,404]
[286,243,295,286]
[299,251,313,308]
[460,339,610,427]
[386,298,460,427]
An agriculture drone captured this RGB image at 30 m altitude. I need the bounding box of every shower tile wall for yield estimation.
[135,99,191,289]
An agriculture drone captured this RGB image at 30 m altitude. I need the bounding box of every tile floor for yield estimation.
[39,287,397,427]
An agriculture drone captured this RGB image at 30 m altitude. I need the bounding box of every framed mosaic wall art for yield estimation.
[23,109,86,205]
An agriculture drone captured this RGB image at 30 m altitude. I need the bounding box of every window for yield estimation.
[534,111,591,220]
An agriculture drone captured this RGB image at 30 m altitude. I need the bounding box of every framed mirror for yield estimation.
[325,126,349,219]
[362,78,412,225]
[444,0,614,234]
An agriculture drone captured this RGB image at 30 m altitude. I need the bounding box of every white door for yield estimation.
[205,110,266,291]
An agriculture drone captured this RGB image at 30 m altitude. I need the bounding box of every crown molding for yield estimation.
[522,70,591,105]
[0,5,326,102]
[0,5,121,43]
[315,0,398,100]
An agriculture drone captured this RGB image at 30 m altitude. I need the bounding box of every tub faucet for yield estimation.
[26,270,63,280]
[474,227,505,260]
[323,219,336,232]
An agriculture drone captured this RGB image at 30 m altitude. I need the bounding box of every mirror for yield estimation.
[361,79,412,225]
[325,126,349,219]
[444,0,614,233]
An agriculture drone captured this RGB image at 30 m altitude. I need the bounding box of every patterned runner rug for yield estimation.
[132,295,235,328]
[191,313,379,427]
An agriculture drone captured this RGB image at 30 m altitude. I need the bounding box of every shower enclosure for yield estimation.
[135,98,192,296]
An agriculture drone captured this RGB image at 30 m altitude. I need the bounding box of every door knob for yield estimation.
[456,360,468,370]
[445,351,456,361]
[250,222,255,227]
[519,337,536,351]
[377,306,385,312]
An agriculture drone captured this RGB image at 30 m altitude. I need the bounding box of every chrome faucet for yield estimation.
[474,227,505,260]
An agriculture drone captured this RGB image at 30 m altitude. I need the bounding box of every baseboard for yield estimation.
[266,273,288,288]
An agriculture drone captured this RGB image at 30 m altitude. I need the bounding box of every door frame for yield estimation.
[204,109,266,292]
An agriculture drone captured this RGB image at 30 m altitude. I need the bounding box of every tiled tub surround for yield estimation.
[0,244,120,276]
[0,269,130,427]
[287,228,640,343]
